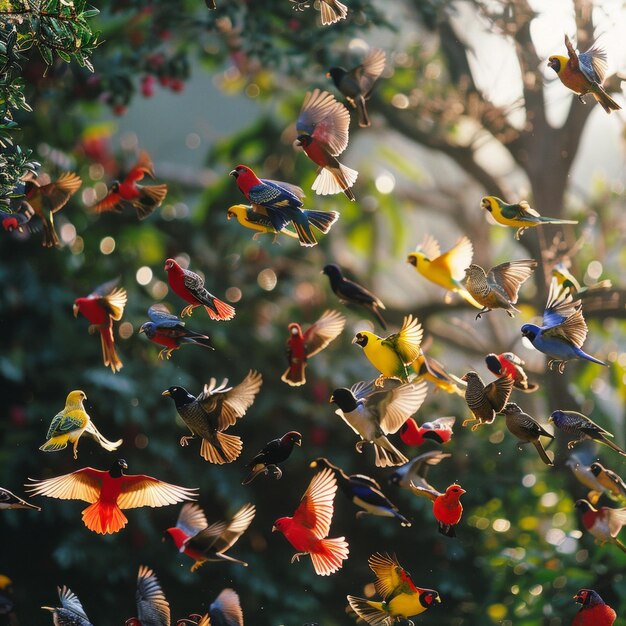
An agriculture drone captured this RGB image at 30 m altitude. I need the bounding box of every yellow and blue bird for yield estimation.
[226,204,298,241]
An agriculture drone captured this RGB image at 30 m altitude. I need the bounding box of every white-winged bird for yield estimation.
[499,403,554,466]
[461,371,513,431]
[550,410,626,457]
[242,431,302,485]
[163,370,263,464]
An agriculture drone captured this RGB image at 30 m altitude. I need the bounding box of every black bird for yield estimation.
[327,49,386,128]
[309,457,411,526]
[0,487,40,511]
[322,263,387,330]
[162,371,263,464]
[243,431,302,485]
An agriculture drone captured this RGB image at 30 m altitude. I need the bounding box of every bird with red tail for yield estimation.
[230,164,339,247]
[273,468,349,576]
[164,258,235,320]
[400,416,456,447]
[485,352,539,393]
[26,458,198,535]
[125,565,170,626]
[242,431,302,484]
[73,277,127,373]
[296,89,357,201]
[410,482,465,537]
[571,589,616,626]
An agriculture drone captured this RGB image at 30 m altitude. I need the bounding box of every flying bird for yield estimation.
[589,462,626,502]
[26,458,198,535]
[124,565,170,626]
[521,280,607,372]
[548,34,621,113]
[549,410,626,456]
[73,277,127,373]
[485,352,539,393]
[481,196,579,240]
[566,454,607,505]
[409,483,465,537]
[322,264,386,329]
[230,164,339,247]
[327,49,386,127]
[388,450,451,492]
[574,499,626,554]
[91,150,168,220]
[352,314,423,384]
[21,171,82,247]
[552,262,612,297]
[296,90,357,200]
[499,403,554,466]
[571,589,617,626]
[272,468,349,576]
[407,234,482,308]
[165,502,255,571]
[139,305,214,359]
[461,371,513,431]
[164,258,235,320]
[464,259,537,319]
[0,487,40,511]
[40,390,122,459]
[412,352,466,395]
[281,310,345,386]
[309,457,411,526]
[399,416,455,447]
[163,370,262,464]
[330,378,428,467]
[226,204,298,241]
[347,553,440,625]
[42,586,93,626]
[242,431,302,484]
[175,589,243,626]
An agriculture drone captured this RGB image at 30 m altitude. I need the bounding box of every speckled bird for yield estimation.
[571,589,617,626]
[550,410,626,457]
[163,370,262,464]
[464,259,537,319]
[125,565,170,626]
[574,500,626,554]
[242,431,302,485]
[42,586,93,626]
[461,371,513,431]
[499,403,554,466]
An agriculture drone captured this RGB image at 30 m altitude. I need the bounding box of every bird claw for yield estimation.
[374,375,386,387]
[515,228,526,240]
[290,0,310,10]
[87,324,100,335]
[180,436,194,447]
[355,440,366,454]
[266,465,282,480]
[291,552,306,564]
[578,94,587,104]
[181,305,194,317]
[471,423,482,432]
[462,418,476,428]
[567,441,577,450]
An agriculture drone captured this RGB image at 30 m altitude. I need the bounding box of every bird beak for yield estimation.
[325,72,331,78]
[227,211,233,220]
[296,439,302,446]
[271,525,277,532]
[329,395,335,404]
[351,336,358,344]
[459,488,467,494]
[72,303,79,318]
[229,169,237,177]
[309,460,317,468]
[162,390,171,397]
[41,607,55,612]
[138,326,145,334]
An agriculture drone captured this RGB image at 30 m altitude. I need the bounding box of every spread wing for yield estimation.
[408,482,440,501]
[385,315,423,364]
[368,552,404,600]
[542,280,588,348]
[434,236,474,282]
[564,34,580,73]
[35,172,82,213]
[579,44,608,84]
[90,278,127,320]
[25,467,104,503]
[116,474,198,510]
[176,502,210,536]
[415,234,441,261]
[292,468,337,540]
[303,309,346,358]
[484,377,514,412]
[356,48,386,96]
[402,450,452,482]
[58,586,90,620]
[487,260,536,303]
[210,588,244,626]
[45,410,85,438]
[212,503,255,553]
[365,379,429,434]
[92,188,123,214]
[136,565,170,626]
[607,507,626,537]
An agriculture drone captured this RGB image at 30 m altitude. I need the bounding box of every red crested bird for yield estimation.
[282,310,345,386]
[399,416,456,447]
[485,352,539,393]
[26,458,198,535]
[574,499,626,553]
[273,468,349,576]
[125,565,170,626]
[91,150,168,220]
[73,277,127,373]
[165,502,255,571]
[571,589,616,626]
[410,483,465,537]
[242,431,302,485]
[327,49,386,127]
[164,258,235,320]
[296,89,357,201]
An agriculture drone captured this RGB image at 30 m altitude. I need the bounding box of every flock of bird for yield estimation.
[1,16,624,626]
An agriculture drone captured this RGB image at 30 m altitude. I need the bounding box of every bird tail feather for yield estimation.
[200,432,243,464]
[594,87,621,113]
[39,435,69,453]
[599,435,626,457]
[456,287,485,309]
[242,465,265,485]
[84,421,123,452]
[184,333,215,350]
[81,501,127,534]
[319,0,348,25]
[532,440,553,466]
[302,209,339,234]
[310,537,349,575]
[311,164,357,201]
[204,297,236,321]
[346,596,388,625]
[281,361,306,386]
[615,538,626,553]
[355,94,370,128]
[373,438,408,468]
[99,326,123,372]
[370,304,387,331]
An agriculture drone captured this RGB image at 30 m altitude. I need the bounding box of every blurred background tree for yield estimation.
[1,0,625,625]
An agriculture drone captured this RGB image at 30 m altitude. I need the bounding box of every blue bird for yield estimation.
[309,457,411,527]
[520,278,607,373]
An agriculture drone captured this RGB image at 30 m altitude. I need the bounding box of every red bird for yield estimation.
[73,277,127,373]
[399,416,456,447]
[485,352,539,393]
[92,150,168,220]
[164,258,235,320]
[572,589,616,626]
[281,310,345,386]
[25,459,197,535]
[272,468,349,576]
[296,89,358,201]
[410,482,465,537]
[574,499,626,553]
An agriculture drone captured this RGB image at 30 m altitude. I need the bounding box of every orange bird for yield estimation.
[410,482,465,537]
[281,310,345,386]
[25,459,198,535]
[272,468,349,576]
[92,150,168,219]
[73,277,127,373]
[548,35,621,114]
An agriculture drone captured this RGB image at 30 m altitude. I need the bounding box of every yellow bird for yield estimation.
[407,234,482,309]
[552,262,611,296]
[352,315,423,383]
[226,204,298,241]
[40,390,123,459]
[481,196,578,240]
[412,351,466,396]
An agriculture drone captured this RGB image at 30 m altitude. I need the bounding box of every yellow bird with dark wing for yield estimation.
[412,351,466,396]
[407,234,482,308]
[552,262,612,296]
[226,204,298,241]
